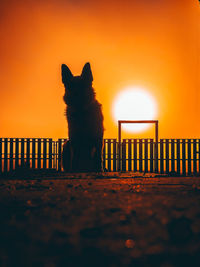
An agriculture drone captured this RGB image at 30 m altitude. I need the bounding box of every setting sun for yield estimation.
[112,87,157,133]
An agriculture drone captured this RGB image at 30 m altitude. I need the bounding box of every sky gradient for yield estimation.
[0,0,199,139]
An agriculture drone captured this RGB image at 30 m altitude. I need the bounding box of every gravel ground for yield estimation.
[0,174,200,266]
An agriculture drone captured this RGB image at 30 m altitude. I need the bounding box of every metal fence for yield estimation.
[117,139,200,175]
[0,138,200,175]
[0,138,57,172]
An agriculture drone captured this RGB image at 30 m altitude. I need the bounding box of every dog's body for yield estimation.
[61,63,104,172]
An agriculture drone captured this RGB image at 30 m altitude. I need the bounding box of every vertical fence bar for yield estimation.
[122,139,126,171]
[26,139,30,168]
[198,139,200,173]
[160,139,164,174]
[54,139,58,170]
[58,139,62,171]
[171,139,175,173]
[150,139,153,172]
[133,139,137,171]
[32,139,36,169]
[0,139,2,172]
[38,139,41,169]
[139,139,143,172]
[4,138,8,172]
[193,139,197,173]
[144,139,148,172]
[113,139,117,171]
[9,138,13,171]
[166,139,169,173]
[43,139,47,169]
[182,139,186,175]
[21,138,25,167]
[15,139,19,169]
[154,141,158,173]
[155,123,159,173]
[107,139,111,171]
[187,140,191,175]
[10,138,14,170]
[53,141,57,169]
[177,139,180,175]
[103,140,106,171]
[118,122,121,171]
[49,139,53,169]
[128,139,132,171]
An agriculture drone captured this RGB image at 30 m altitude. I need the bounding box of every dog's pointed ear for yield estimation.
[61,64,73,85]
[81,62,93,83]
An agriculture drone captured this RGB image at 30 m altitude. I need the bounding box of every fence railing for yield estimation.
[0,138,200,175]
[117,139,200,175]
[0,138,57,172]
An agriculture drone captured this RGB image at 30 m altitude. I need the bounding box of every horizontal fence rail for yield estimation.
[0,138,200,175]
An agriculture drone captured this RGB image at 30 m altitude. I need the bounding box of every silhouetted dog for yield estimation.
[61,63,104,172]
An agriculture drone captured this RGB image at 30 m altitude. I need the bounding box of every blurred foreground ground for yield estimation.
[0,173,200,266]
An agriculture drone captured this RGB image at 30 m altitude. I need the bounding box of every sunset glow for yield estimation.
[112,87,157,132]
[0,0,199,139]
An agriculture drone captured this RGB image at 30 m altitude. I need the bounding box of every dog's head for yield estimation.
[61,63,95,107]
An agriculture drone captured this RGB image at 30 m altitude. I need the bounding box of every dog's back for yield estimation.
[61,63,104,172]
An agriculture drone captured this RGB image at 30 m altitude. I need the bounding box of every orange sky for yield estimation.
[0,0,199,139]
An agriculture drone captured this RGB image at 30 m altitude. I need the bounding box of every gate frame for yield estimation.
[118,120,159,171]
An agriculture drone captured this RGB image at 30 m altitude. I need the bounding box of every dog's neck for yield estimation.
[67,99,98,113]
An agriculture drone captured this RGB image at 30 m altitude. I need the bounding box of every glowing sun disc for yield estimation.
[112,87,157,132]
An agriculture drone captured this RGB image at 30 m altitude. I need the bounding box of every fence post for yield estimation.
[107,139,111,171]
[113,139,117,171]
[193,139,197,173]
[150,139,154,172]
[155,121,159,173]
[32,139,36,169]
[38,139,41,169]
[53,141,57,169]
[128,139,132,171]
[15,139,19,169]
[198,139,200,173]
[133,139,137,172]
[43,139,47,169]
[122,139,126,171]
[177,139,180,175]
[144,139,148,172]
[26,139,30,168]
[49,139,53,169]
[166,139,169,173]
[182,139,186,175]
[154,141,158,173]
[0,138,2,172]
[171,139,175,173]
[21,138,25,167]
[4,138,8,172]
[188,139,191,175]
[118,121,122,171]
[10,138,13,171]
[139,139,143,172]
[58,139,62,171]
[103,139,106,171]
[160,139,164,174]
